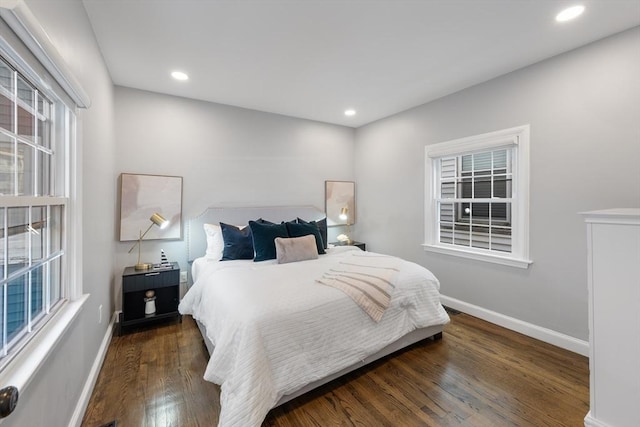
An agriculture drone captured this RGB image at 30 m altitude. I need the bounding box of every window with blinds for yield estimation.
[0,55,68,365]
[438,149,512,252]
[424,126,531,269]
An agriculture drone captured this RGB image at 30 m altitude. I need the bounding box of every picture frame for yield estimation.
[325,180,355,226]
[119,173,183,241]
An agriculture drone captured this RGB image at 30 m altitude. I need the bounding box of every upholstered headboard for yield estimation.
[186,206,326,262]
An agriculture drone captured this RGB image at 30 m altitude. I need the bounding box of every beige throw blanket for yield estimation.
[316,253,400,322]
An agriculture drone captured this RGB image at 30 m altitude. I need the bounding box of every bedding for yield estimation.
[220,222,254,260]
[248,220,289,261]
[284,220,325,254]
[203,223,224,260]
[179,245,449,427]
[316,252,399,322]
[298,216,328,249]
[275,235,319,264]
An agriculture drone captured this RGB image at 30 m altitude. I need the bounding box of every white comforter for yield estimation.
[179,246,449,427]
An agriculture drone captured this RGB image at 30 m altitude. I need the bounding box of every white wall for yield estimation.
[2,0,116,426]
[113,87,355,305]
[355,27,640,342]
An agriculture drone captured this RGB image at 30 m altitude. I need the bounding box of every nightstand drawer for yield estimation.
[122,269,179,293]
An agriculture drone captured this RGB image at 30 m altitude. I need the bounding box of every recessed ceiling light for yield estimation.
[171,71,189,81]
[344,109,356,117]
[556,5,585,22]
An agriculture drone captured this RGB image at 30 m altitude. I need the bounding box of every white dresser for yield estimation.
[582,209,640,427]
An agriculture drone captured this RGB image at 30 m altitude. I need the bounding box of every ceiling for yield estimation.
[82,0,640,128]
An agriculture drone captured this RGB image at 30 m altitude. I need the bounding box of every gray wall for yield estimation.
[355,27,640,341]
[5,3,637,424]
[113,87,355,305]
[4,0,116,426]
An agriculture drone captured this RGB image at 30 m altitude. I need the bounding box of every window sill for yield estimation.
[422,244,532,269]
[0,294,89,393]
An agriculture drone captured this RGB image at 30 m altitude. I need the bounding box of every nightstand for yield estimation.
[119,262,181,335]
[331,241,366,251]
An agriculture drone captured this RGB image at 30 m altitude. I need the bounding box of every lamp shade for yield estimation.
[150,213,169,229]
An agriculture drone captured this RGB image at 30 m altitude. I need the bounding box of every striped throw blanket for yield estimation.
[316,253,400,322]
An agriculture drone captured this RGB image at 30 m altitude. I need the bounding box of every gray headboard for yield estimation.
[186,205,326,262]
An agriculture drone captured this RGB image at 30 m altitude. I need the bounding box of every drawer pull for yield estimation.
[145,272,160,277]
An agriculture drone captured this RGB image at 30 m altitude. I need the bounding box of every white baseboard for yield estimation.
[584,411,610,427]
[68,311,117,427]
[440,295,589,357]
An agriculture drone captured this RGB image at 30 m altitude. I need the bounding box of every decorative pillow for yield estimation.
[220,223,254,260]
[285,221,325,254]
[203,223,224,260]
[275,235,319,264]
[297,217,328,249]
[255,218,275,225]
[248,220,289,262]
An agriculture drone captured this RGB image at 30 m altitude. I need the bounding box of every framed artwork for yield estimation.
[119,173,183,241]
[325,180,355,226]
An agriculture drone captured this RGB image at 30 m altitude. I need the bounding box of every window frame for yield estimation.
[424,125,532,269]
[0,1,87,394]
[0,51,72,369]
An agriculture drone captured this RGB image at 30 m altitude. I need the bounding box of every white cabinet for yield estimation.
[582,209,640,427]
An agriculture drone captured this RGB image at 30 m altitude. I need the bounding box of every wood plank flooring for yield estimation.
[81,311,589,427]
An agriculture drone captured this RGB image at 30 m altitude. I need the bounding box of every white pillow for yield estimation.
[203,223,224,260]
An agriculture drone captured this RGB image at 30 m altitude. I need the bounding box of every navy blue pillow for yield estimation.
[220,223,254,260]
[285,221,325,255]
[298,217,328,249]
[249,220,289,262]
[255,218,275,225]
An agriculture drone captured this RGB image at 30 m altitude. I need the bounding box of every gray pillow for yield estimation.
[275,235,319,264]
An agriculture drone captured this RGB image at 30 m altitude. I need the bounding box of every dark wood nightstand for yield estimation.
[331,241,366,251]
[119,262,181,335]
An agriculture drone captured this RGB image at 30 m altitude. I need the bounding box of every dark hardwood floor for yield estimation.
[81,311,589,427]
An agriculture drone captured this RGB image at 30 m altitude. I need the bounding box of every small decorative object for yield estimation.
[160,249,171,267]
[144,290,156,316]
[336,234,349,243]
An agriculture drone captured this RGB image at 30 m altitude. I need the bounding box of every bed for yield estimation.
[179,206,450,427]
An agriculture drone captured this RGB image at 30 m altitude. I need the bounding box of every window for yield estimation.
[0,0,94,382]
[439,149,512,251]
[0,2,88,393]
[0,55,71,367]
[424,125,531,268]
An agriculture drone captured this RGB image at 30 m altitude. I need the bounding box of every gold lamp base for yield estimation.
[134,262,153,271]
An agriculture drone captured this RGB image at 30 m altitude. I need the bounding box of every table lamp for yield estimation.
[339,207,352,244]
[128,213,169,270]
